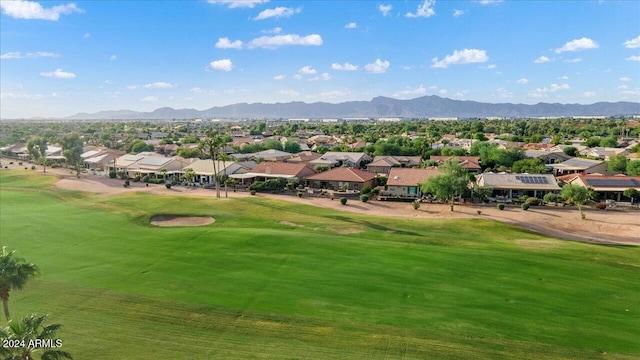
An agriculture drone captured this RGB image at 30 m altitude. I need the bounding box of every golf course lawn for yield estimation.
[1,170,639,359]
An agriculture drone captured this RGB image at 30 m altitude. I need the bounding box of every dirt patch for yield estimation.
[330,228,364,235]
[280,221,304,227]
[150,215,215,227]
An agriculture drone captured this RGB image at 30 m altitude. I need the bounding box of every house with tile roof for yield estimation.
[229,161,316,186]
[305,167,376,191]
[562,173,640,203]
[475,172,561,199]
[381,168,440,200]
[549,157,608,175]
[429,156,482,173]
[366,156,423,175]
[308,152,372,169]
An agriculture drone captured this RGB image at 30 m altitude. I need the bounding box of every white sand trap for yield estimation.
[150,215,215,227]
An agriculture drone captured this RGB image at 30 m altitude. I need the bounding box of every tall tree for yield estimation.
[561,184,595,220]
[421,159,470,211]
[26,137,48,173]
[0,314,73,360]
[199,136,224,198]
[61,134,84,178]
[0,247,41,321]
[219,153,230,198]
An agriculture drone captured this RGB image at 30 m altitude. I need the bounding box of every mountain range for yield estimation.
[64,95,640,120]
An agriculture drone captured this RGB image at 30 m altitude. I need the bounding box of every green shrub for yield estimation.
[543,193,561,206]
[525,197,541,206]
[340,197,347,205]
[521,203,530,211]
[142,175,150,183]
[249,178,287,193]
[371,188,380,196]
[360,194,370,203]
[132,176,141,182]
[108,171,117,179]
[411,201,420,210]
[360,186,371,195]
[124,180,130,186]
[497,203,505,210]
[31,165,36,170]
[165,183,172,189]
[250,190,256,195]
[297,191,303,198]
[18,162,23,166]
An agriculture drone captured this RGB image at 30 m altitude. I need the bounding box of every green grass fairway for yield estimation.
[1,170,639,359]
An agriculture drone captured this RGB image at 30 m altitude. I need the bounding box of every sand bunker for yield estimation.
[150,215,215,227]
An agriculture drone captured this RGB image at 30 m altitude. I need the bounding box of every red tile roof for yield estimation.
[251,162,315,178]
[387,168,440,186]
[306,167,376,183]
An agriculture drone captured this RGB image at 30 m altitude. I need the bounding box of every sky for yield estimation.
[1,0,639,119]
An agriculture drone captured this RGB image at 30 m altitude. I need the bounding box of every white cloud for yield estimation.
[190,87,205,93]
[139,96,158,102]
[293,74,302,80]
[379,4,392,16]
[207,0,269,9]
[406,0,435,18]
[516,78,529,84]
[83,33,90,39]
[479,0,503,4]
[254,6,301,20]
[429,85,438,90]
[558,75,569,80]
[126,85,138,90]
[617,85,629,90]
[528,83,570,98]
[487,64,497,69]
[109,54,117,61]
[534,55,551,63]
[564,58,582,63]
[298,66,317,75]
[393,84,427,98]
[439,89,448,95]
[215,37,243,49]
[247,33,322,49]
[273,74,286,80]
[0,92,43,99]
[454,90,469,97]
[0,0,83,21]
[623,35,640,49]
[555,37,599,53]
[431,49,488,68]
[401,65,412,70]
[309,72,331,81]
[619,88,640,96]
[626,55,640,61]
[453,9,465,17]
[143,82,175,89]
[364,59,390,73]
[494,87,512,98]
[345,22,357,29]
[262,27,281,34]
[619,77,630,81]
[331,62,358,71]
[583,91,596,97]
[0,51,59,59]
[206,58,233,71]
[39,68,75,79]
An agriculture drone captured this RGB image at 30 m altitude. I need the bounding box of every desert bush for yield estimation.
[360,194,370,203]
[31,165,36,170]
[109,171,117,179]
[340,197,347,205]
[165,183,172,189]
[132,176,141,182]
[521,203,530,211]
[595,202,607,210]
[124,179,130,186]
[250,190,256,195]
[543,193,562,206]
[142,175,150,183]
[525,197,541,206]
[297,191,303,198]
[497,203,505,210]
[411,201,420,210]
[360,186,371,195]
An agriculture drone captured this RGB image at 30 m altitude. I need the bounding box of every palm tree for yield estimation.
[199,136,224,198]
[184,168,195,186]
[0,247,40,321]
[219,153,231,198]
[0,314,73,360]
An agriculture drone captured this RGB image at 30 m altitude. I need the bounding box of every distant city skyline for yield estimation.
[1,0,639,119]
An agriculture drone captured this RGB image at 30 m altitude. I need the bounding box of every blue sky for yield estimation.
[1,0,639,118]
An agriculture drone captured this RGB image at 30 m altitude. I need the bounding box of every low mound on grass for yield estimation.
[150,214,215,227]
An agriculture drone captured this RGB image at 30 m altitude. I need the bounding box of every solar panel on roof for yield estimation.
[587,179,639,187]
[515,175,550,184]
